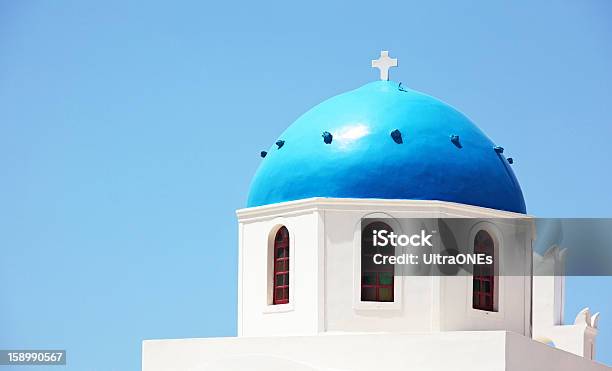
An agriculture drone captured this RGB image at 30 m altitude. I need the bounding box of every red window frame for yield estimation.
[361,222,394,302]
[473,230,495,311]
[272,226,290,305]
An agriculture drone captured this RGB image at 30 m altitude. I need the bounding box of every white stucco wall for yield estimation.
[321,203,532,334]
[238,208,322,336]
[437,218,532,333]
[143,198,608,370]
[237,198,534,336]
[142,331,610,371]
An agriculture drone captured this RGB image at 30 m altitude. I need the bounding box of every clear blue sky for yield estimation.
[1,1,611,370]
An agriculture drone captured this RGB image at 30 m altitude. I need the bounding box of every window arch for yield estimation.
[272,226,290,305]
[361,221,394,302]
[472,230,496,311]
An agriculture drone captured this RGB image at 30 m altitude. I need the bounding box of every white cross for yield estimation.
[371,51,398,81]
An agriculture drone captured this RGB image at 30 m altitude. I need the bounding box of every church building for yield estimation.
[142,52,608,371]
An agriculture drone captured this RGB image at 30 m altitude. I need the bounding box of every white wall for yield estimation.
[321,201,532,335]
[142,331,610,371]
[323,207,435,332]
[238,208,322,336]
[438,218,532,334]
[237,198,534,337]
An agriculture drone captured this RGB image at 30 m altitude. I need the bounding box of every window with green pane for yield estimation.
[360,221,394,302]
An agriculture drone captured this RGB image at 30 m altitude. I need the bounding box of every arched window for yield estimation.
[272,226,290,305]
[361,221,394,302]
[473,230,496,311]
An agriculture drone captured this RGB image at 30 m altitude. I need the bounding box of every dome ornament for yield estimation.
[450,134,462,148]
[322,131,333,144]
[390,129,403,144]
[371,51,398,81]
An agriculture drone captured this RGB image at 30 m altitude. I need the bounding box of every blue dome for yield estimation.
[248,81,526,214]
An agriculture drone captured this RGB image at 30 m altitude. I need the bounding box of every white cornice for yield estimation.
[236,197,533,223]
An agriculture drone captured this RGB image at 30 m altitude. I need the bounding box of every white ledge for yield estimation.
[236,197,533,222]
